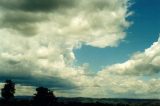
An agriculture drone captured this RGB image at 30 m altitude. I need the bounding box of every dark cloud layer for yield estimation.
[0,0,75,35]
[0,11,47,35]
[0,55,76,89]
[22,0,75,12]
[0,0,75,12]
[0,0,130,46]
[0,75,76,90]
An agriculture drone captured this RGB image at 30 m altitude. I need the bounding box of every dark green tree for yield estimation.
[33,87,56,106]
[1,80,15,101]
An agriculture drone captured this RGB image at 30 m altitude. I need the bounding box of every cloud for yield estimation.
[1,0,160,99]
[0,0,75,12]
[0,0,131,47]
[91,38,160,98]
[99,41,160,76]
[0,12,47,35]
[0,0,136,98]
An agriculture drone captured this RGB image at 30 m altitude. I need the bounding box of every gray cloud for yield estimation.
[0,60,76,91]
[21,0,75,12]
[126,63,160,75]
[0,11,48,35]
[0,0,131,43]
[0,0,75,12]
[0,51,77,90]
[0,76,76,90]
[0,0,75,35]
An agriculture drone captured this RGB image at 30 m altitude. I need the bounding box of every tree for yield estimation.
[1,80,15,101]
[32,87,56,106]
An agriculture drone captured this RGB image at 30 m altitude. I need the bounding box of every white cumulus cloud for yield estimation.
[0,0,135,98]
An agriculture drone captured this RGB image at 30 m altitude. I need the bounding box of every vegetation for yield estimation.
[1,80,15,101]
[32,87,57,106]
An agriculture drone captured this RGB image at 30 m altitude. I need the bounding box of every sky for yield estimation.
[0,0,160,98]
[75,0,160,72]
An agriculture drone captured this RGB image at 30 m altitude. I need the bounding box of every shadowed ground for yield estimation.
[1,97,160,106]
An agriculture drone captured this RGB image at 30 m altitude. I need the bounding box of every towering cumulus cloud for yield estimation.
[0,0,131,47]
[0,0,150,97]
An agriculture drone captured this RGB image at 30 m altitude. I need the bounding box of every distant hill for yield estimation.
[1,96,160,106]
[57,97,160,104]
[9,96,160,103]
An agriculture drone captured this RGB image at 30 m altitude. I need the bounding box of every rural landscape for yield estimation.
[0,80,160,106]
[0,0,160,106]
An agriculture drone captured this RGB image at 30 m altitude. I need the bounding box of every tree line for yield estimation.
[1,80,57,106]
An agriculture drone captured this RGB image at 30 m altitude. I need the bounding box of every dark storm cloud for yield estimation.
[21,0,75,12]
[2,12,45,24]
[0,56,76,90]
[0,0,75,35]
[0,72,77,89]
[0,75,76,90]
[0,0,75,12]
[0,11,47,36]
